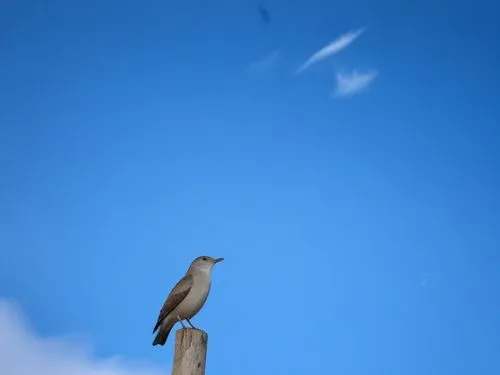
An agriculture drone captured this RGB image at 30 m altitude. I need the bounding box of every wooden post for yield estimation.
[172,328,208,375]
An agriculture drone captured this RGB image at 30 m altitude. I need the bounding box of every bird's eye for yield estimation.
[202,257,207,261]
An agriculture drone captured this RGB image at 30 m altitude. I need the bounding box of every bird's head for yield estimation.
[189,255,224,273]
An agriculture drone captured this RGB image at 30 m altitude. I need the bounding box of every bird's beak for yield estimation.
[214,257,224,264]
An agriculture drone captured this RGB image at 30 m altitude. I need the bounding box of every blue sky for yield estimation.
[1,0,499,374]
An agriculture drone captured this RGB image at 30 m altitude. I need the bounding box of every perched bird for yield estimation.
[152,255,224,346]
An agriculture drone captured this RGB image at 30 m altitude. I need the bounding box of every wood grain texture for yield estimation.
[172,328,208,375]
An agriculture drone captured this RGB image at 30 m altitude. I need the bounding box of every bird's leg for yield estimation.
[186,318,198,330]
[177,315,186,329]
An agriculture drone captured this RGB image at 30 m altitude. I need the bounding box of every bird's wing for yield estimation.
[153,274,193,333]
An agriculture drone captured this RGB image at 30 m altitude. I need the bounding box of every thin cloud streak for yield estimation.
[0,299,166,375]
[247,50,280,75]
[420,273,430,287]
[296,28,366,74]
[332,69,378,97]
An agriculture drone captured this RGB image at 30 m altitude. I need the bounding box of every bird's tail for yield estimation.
[153,321,174,346]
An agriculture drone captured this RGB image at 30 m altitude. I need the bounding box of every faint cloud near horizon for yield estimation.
[247,50,280,76]
[0,298,166,375]
[332,69,378,98]
[295,28,366,74]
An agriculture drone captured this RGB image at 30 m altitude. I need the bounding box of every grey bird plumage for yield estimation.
[152,255,224,346]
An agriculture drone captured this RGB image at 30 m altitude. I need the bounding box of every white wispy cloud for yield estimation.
[332,69,378,97]
[295,28,366,74]
[247,50,280,75]
[420,273,430,287]
[0,299,166,375]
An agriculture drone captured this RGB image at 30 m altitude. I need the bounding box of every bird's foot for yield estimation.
[186,318,198,330]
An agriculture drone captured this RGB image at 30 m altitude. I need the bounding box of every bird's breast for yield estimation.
[174,274,211,319]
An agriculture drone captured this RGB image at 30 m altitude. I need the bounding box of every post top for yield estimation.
[176,327,207,334]
[172,327,209,374]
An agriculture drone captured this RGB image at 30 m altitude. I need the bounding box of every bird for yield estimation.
[152,255,224,346]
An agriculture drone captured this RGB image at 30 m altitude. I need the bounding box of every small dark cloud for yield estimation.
[257,4,270,23]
